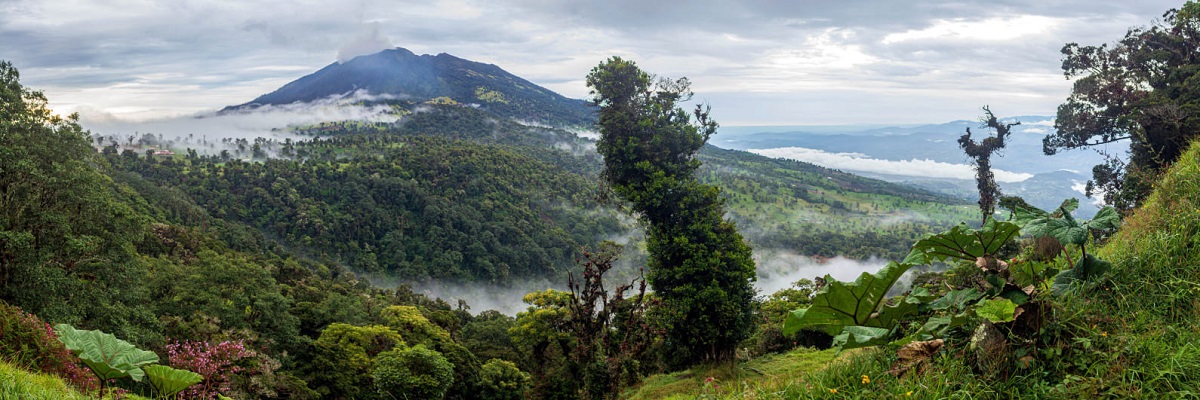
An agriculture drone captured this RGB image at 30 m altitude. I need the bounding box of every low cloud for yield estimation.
[383,278,563,317]
[754,249,917,297]
[80,90,400,145]
[749,146,1033,182]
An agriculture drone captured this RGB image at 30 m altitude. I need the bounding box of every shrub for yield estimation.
[372,345,455,399]
[0,302,97,391]
[166,339,255,399]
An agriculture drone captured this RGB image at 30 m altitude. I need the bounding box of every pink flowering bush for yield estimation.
[0,301,97,392]
[166,339,256,399]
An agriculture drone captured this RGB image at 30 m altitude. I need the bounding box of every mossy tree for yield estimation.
[1045,1,1200,210]
[586,57,756,366]
[959,106,1018,225]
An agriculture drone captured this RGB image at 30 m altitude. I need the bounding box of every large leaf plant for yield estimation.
[144,364,204,399]
[783,200,1123,354]
[1014,199,1120,293]
[55,324,160,397]
[783,218,1037,351]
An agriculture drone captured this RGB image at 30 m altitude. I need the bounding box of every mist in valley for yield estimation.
[80,91,401,155]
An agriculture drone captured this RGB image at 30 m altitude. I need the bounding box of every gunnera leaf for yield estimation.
[974,298,1018,323]
[54,324,159,382]
[1023,201,1119,248]
[927,288,983,312]
[832,326,892,351]
[905,218,1020,265]
[783,261,914,337]
[145,364,203,398]
[1052,253,1113,294]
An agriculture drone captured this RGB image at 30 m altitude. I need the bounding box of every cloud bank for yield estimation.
[80,90,400,144]
[750,146,1034,182]
[754,250,917,297]
[1,0,1183,125]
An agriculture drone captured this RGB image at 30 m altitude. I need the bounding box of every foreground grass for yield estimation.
[0,360,151,400]
[622,347,840,399]
[0,360,91,400]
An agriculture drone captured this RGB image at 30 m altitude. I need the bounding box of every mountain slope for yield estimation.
[225,47,594,127]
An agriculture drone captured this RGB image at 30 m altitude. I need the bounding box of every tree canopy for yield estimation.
[587,57,757,365]
[1045,1,1200,210]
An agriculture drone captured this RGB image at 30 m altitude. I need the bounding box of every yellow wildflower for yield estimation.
[861,374,870,384]
[906,390,914,396]
[1102,331,1108,337]
[829,388,838,394]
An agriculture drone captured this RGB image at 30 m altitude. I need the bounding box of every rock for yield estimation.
[970,320,1008,373]
[889,339,944,378]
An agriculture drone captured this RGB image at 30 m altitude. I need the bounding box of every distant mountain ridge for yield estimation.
[224,47,594,127]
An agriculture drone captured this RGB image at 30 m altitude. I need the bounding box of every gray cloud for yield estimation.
[0,0,1186,124]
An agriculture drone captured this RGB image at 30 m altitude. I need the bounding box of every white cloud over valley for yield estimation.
[750,146,1034,182]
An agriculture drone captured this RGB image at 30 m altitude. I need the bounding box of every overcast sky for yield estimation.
[0,0,1185,126]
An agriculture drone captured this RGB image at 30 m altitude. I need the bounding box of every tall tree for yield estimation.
[0,60,158,342]
[1044,2,1200,211]
[959,107,1017,225]
[586,57,756,365]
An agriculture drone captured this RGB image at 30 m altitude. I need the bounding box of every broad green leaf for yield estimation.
[906,218,1020,265]
[1010,260,1054,288]
[1057,198,1080,214]
[832,326,892,351]
[1086,206,1120,232]
[984,274,1007,296]
[874,293,925,328]
[1052,253,1113,294]
[907,287,938,309]
[927,288,982,312]
[975,298,1018,322]
[906,286,933,299]
[782,262,914,336]
[54,324,159,382]
[1012,199,1076,226]
[998,289,1030,306]
[1024,214,1087,246]
[921,313,974,337]
[1023,200,1120,247]
[145,364,203,398]
[1011,205,1049,226]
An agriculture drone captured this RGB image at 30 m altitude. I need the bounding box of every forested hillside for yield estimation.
[99,100,974,286]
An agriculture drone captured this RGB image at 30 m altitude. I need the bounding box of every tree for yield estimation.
[565,243,656,399]
[306,323,405,399]
[1,60,159,343]
[509,289,575,399]
[1044,2,1200,210]
[959,107,1017,225]
[586,57,757,365]
[477,359,530,400]
[372,344,455,400]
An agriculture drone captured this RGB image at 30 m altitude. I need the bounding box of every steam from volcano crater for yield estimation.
[337,22,394,63]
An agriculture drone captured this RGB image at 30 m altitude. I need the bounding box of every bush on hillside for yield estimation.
[0,301,96,392]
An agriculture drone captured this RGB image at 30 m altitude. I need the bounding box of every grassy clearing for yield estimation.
[622,348,840,399]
